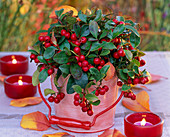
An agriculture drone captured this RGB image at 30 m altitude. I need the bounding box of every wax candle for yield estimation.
[0,55,28,75]
[4,74,37,99]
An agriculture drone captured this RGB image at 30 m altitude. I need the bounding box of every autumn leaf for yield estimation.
[122,91,150,112]
[149,73,168,83]
[0,76,7,82]
[42,132,74,137]
[98,128,125,137]
[104,62,116,81]
[21,111,50,131]
[10,97,42,107]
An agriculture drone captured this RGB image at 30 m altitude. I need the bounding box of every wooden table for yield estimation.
[0,52,170,137]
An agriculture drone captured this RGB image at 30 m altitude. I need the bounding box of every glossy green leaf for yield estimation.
[59,39,70,50]
[72,85,82,94]
[130,32,141,48]
[119,69,128,81]
[85,94,98,102]
[105,20,115,30]
[67,76,76,94]
[102,41,116,50]
[89,20,98,39]
[73,24,81,37]
[32,70,40,86]
[44,46,58,59]
[44,88,56,96]
[99,30,108,40]
[100,49,110,56]
[125,25,140,37]
[28,50,39,55]
[65,16,77,24]
[116,16,125,22]
[38,69,48,83]
[85,81,95,91]
[37,56,48,64]
[122,84,131,91]
[59,64,70,74]
[94,9,102,21]
[124,50,133,60]
[112,24,125,39]
[75,72,88,89]
[81,25,90,37]
[91,100,100,106]
[55,8,64,17]
[70,64,83,80]
[125,20,135,26]
[90,42,102,51]
[53,51,69,64]
[78,11,87,23]
[133,65,139,74]
[100,65,110,75]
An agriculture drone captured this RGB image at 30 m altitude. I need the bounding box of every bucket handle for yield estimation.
[38,84,124,130]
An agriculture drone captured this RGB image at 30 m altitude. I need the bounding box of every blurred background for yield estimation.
[0,0,169,51]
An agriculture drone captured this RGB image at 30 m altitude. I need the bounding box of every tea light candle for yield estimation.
[4,74,37,99]
[124,112,164,137]
[0,55,28,75]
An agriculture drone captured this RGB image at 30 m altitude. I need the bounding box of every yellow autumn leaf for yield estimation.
[98,128,125,137]
[42,132,71,137]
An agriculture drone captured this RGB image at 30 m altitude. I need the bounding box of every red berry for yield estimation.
[98,47,102,51]
[127,79,132,84]
[140,77,146,84]
[133,78,140,85]
[87,109,93,116]
[131,94,136,100]
[60,93,65,99]
[129,45,135,50]
[54,98,60,104]
[40,66,45,72]
[79,55,85,62]
[61,29,67,36]
[106,39,110,42]
[119,21,125,25]
[100,60,105,66]
[135,56,140,61]
[48,96,54,102]
[34,58,40,63]
[145,77,149,83]
[80,37,87,44]
[97,66,102,70]
[38,36,44,42]
[140,59,146,67]
[75,56,79,62]
[74,93,80,101]
[82,60,88,67]
[44,42,51,48]
[95,90,99,96]
[72,41,76,44]
[68,39,71,43]
[80,101,86,107]
[44,36,51,42]
[93,58,100,65]
[75,40,81,46]
[117,81,123,86]
[82,106,88,112]
[113,52,120,59]
[118,49,125,57]
[48,68,54,75]
[78,62,82,67]
[112,19,118,24]
[99,88,105,95]
[74,47,81,54]
[71,33,77,41]
[100,39,107,43]
[124,92,128,97]
[30,54,36,60]
[89,65,94,69]
[56,94,61,100]
[74,100,79,106]
[128,92,133,98]
[82,66,89,72]
[103,85,109,92]
[65,32,70,39]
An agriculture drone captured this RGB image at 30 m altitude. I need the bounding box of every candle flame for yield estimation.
[18,76,23,85]
[12,56,17,64]
[141,118,146,126]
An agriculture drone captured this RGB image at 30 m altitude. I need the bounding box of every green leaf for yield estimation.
[65,16,77,24]
[128,71,135,78]
[81,25,90,37]
[70,64,83,80]
[105,20,115,30]
[100,49,110,56]
[72,85,82,94]
[102,41,116,50]
[119,69,128,81]
[53,51,69,64]
[55,8,64,17]
[133,65,139,74]
[94,9,102,21]
[111,24,125,39]
[89,20,98,39]
[56,69,62,81]
[88,54,97,58]
[85,81,95,91]
[122,84,131,91]
[132,59,140,67]
[59,64,70,74]
[44,46,58,59]
[38,69,48,83]
[89,67,100,76]
[91,100,100,106]
[116,16,125,22]
[78,11,87,23]
[138,51,145,57]
[85,94,98,101]
[67,76,76,94]
[58,36,65,44]
[81,41,91,50]
[28,50,39,55]
[125,20,135,26]
[123,69,129,73]
[59,39,70,50]
[124,50,133,60]
[32,70,40,86]
[54,75,59,87]
[88,38,98,41]
[64,47,71,56]
[75,72,88,89]
[37,56,48,64]
[125,25,140,37]
[130,32,141,48]
[90,42,102,51]
[100,65,110,75]
[89,68,105,82]
[44,88,56,96]
[99,30,108,40]
[36,30,48,34]
[73,24,81,37]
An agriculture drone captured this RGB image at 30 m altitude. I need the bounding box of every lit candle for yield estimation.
[11,55,17,64]
[134,118,153,126]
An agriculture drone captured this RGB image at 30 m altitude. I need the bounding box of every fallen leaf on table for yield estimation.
[98,128,125,137]
[10,97,42,107]
[122,91,150,112]
[0,76,7,82]
[104,62,115,81]
[42,132,74,137]
[149,74,168,83]
[21,111,50,131]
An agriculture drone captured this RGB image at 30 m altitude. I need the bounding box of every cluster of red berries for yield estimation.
[112,19,125,25]
[124,92,136,100]
[73,93,93,116]
[113,48,125,59]
[93,58,105,71]
[38,35,58,48]
[135,56,146,67]
[95,85,109,96]
[48,92,65,104]
[40,64,54,75]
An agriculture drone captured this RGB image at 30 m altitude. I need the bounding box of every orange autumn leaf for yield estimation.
[21,111,50,131]
[104,62,116,81]
[42,132,74,137]
[0,76,7,82]
[98,128,125,137]
[10,97,42,107]
[122,91,150,112]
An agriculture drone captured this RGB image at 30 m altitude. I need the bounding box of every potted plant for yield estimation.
[29,8,149,133]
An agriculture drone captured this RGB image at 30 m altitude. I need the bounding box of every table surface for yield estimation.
[0,51,170,137]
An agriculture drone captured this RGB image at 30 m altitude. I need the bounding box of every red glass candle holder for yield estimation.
[4,74,37,99]
[0,55,28,75]
[124,112,164,137]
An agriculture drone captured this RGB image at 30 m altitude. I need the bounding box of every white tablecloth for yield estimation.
[0,51,170,137]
